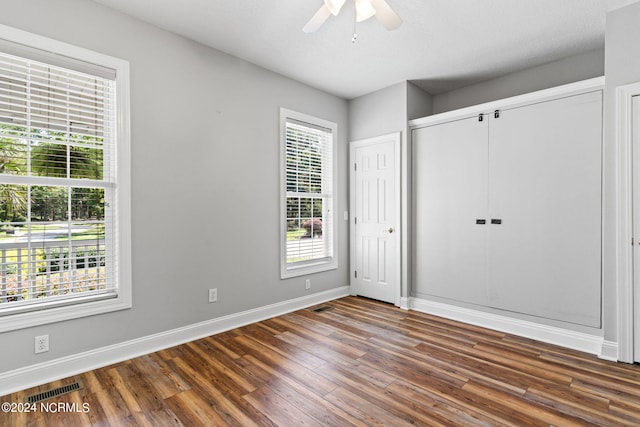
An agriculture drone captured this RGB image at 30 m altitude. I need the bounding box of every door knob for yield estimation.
[386,228,394,233]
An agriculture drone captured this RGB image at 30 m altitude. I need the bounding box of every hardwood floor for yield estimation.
[2,296,640,426]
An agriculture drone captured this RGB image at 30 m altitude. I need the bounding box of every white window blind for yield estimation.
[281,109,337,277]
[0,47,117,314]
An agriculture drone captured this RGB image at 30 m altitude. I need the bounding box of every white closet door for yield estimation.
[488,91,602,327]
[412,117,489,305]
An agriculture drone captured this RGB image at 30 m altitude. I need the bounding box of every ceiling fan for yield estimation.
[303,0,402,35]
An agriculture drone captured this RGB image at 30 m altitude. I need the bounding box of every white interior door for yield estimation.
[350,133,400,304]
[412,117,489,305]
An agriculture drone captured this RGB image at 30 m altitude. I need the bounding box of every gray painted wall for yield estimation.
[348,82,407,142]
[407,83,433,121]
[432,49,605,114]
[0,0,349,373]
[348,82,432,142]
[603,0,640,343]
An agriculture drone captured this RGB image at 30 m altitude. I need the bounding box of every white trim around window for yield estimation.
[280,108,337,279]
[0,24,131,332]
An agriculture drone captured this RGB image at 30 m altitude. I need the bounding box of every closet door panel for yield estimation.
[412,117,488,305]
[487,91,602,327]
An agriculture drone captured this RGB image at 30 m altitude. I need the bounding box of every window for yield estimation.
[280,108,337,278]
[0,25,130,332]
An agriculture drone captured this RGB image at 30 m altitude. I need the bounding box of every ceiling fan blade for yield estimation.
[324,0,347,16]
[369,0,402,30]
[303,4,332,33]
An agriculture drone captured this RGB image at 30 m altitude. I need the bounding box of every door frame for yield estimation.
[349,132,402,306]
[616,81,640,363]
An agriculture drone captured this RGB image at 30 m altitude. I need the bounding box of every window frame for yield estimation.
[0,24,131,332]
[280,108,338,279]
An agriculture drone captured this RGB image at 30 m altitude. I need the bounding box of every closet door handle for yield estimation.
[476,219,486,225]
[491,219,502,225]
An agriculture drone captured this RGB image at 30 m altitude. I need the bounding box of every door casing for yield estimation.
[615,81,640,363]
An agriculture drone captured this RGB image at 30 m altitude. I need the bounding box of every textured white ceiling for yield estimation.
[89,0,627,99]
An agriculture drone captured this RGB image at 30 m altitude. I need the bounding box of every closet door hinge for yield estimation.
[494,109,500,119]
[478,113,484,122]
[354,270,358,278]
[354,163,357,171]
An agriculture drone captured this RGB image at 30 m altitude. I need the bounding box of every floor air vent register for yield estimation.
[24,381,84,404]
[311,305,334,313]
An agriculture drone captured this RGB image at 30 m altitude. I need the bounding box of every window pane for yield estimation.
[286,196,325,263]
[69,147,103,180]
[0,128,27,175]
[0,184,27,227]
[286,122,325,195]
[71,187,104,220]
[30,141,67,178]
[30,186,68,222]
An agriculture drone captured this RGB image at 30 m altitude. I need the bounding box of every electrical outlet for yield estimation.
[305,279,311,290]
[208,288,218,303]
[35,335,49,354]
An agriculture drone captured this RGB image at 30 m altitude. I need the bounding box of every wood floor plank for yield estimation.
[257,367,369,427]
[239,323,328,370]
[243,386,325,427]
[90,387,137,426]
[3,296,640,426]
[416,341,575,384]
[463,381,584,426]
[165,389,228,426]
[187,339,261,394]
[359,345,469,388]
[168,355,272,426]
[280,311,338,337]
[174,344,255,399]
[570,378,640,412]
[523,385,632,426]
[315,363,459,426]
[274,321,369,360]
[275,330,368,370]
[324,386,420,426]
[233,335,339,397]
[386,379,514,427]
[370,335,530,396]
[130,353,190,400]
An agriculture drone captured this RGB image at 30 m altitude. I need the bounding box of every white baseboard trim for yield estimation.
[599,340,619,362]
[406,297,605,357]
[0,286,350,397]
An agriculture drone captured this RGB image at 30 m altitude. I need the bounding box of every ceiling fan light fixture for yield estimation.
[303,0,401,35]
[324,0,347,16]
[355,0,376,22]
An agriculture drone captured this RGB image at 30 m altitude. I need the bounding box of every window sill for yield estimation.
[281,259,338,279]
[0,293,131,333]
